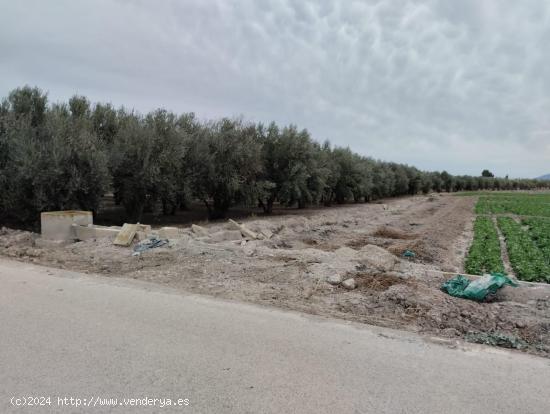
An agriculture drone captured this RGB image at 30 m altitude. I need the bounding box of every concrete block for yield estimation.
[93,226,120,240]
[73,225,121,241]
[136,224,152,233]
[113,223,138,246]
[136,231,148,241]
[41,210,93,241]
[73,225,95,241]
[159,227,180,239]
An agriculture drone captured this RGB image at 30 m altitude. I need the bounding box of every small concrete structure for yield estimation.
[41,211,92,241]
[39,211,157,246]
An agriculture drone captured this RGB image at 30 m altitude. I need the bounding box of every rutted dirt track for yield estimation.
[1,194,549,356]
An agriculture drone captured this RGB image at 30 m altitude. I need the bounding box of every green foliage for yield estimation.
[258,123,318,212]
[186,119,263,219]
[8,85,47,127]
[0,95,109,225]
[522,218,550,267]
[91,103,119,144]
[465,217,505,275]
[440,171,454,192]
[476,193,550,216]
[497,217,550,282]
[110,111,187,222]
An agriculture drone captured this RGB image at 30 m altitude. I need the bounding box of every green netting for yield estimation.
[441,273,517,301]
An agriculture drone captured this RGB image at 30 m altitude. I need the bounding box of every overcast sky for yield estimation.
[1,0,549,177]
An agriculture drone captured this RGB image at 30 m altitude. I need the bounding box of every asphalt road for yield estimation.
[1,259,549,413]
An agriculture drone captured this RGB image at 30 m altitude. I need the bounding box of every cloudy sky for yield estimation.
[1,0,549,177]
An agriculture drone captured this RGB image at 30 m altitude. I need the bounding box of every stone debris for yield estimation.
[342,278,357,290]
[326,274,343,285]
[228,219,258,240]
[191,224,209,237]
[259,228,273,239]
[358,244,398,272]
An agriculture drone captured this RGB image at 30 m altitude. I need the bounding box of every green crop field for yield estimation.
[464,217,504,275]
[497,217,550,282]
[466,193,550,283]
[475,193,550,217]
[522,217,550,264]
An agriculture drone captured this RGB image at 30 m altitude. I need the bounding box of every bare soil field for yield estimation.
[1,194,549,356]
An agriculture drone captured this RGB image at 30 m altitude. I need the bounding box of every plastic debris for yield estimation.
[402,249,416,258]
[132,236,169,256]
[441,273,518,302]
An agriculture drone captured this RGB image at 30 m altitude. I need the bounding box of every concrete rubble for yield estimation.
[228,219,258,240]
[37,213,401,284]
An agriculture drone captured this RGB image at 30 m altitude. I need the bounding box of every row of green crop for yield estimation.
[496,217,550,282]
[476,194,550,217]
[522,217,550,263]
[464,217,505,275]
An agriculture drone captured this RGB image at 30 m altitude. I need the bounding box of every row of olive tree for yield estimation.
[1,86,548,226]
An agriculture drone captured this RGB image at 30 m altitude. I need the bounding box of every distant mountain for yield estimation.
[536,174,550,180]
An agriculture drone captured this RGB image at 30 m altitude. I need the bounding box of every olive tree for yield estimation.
[186,119,263,219]
[258,123,318,213]
[0,93,109,226]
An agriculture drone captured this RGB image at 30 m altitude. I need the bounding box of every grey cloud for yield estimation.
[1,0,549,177]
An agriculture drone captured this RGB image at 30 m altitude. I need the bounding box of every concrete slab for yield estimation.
[159,227,180,239]
[73,225,120,241]
[113,223,138,246]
